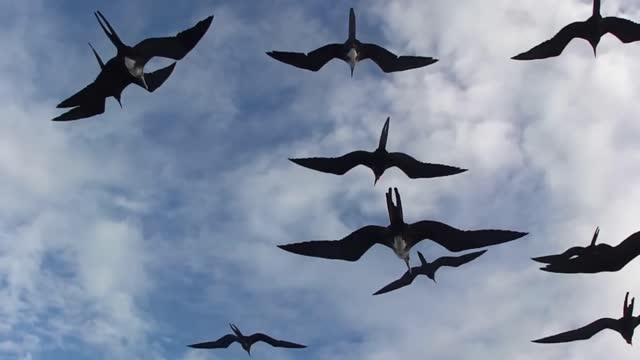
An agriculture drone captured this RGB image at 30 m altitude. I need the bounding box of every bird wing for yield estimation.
[360,43,437,72]
[408,220,527,252]
[247,333,306,348]
[532,318,620,343]
[133,15,214,64]
[430,250,487,270]
[278,225,391,261]
[187,334,237,349]
[372,269,419,295]
[133,62,177,92]
[56,79,105,109]
[512,21,591,60]
[51,100,106,122]
[386,152,467,179]
[266,44,344,71]
[289,151,374,175]
[601,17,640,43]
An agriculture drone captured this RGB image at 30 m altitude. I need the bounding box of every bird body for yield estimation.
[188,324,306,356]
[532,227,640,273]
[373,250,486,295]
[267,8,437,76]
[533,292,640,345]
[289,116,467,184]
[278,187,527,271]
[512,0,640,60]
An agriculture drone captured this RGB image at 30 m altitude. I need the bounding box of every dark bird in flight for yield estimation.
[533,292,640,345]
[289,117,467,185]
[512,0,640,60]
[372,250,486,295]
[187,323,306,356]
[278,187,527,272]
[52,11,213,121]
[532,227,640,274]
[52,44,176,121]
[267,8,437,76]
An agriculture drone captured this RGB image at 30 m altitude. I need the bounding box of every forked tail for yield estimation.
[348,8,356,40]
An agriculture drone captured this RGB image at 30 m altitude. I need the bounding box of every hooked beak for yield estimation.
[116,98,122,108]
[349,64,354,78]
[374,176,380,186]
[592,45,597,58]
[140,75,149,90]
[404,258,411,274]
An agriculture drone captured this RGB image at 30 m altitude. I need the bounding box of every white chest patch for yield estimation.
[124,57,136,71]
[393,235,408,258]
[347,48,358,62]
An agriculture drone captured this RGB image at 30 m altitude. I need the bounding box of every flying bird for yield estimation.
[53,11,213,121]
[372,250,486,295]
[289,117,467,185]
[533,292,640,345]
[267,8,437,76]
[532,227,640,273]
[52,44,176,121]
[512,0,640,60]
[278,187,527,272]
[187,323,306,356]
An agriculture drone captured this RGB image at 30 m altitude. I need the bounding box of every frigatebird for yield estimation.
[52,44,176,121]
[533,292,640,345]
[532,227,640,273]
[512,0,640,60]
[52,11,213,121]
[267,8,437,76]
[372,250,486,295]
[278,187,527,272]
[187,323,306,356]
[289,117,467,185]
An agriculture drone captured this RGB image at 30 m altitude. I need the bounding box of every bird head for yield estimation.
[124,56,148,88]
[427,272,436,283]
[115,93,123,108]
[241,342,252,356]
[404,254,411,274]
[373,171,382,185]
[347,48,357,77]
[589,39,599,58]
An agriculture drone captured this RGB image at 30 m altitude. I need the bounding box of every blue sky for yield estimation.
[3,0,640,359]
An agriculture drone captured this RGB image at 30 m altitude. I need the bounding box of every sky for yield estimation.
[2,0,640,359]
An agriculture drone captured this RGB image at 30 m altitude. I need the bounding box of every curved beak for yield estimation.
[349,63,354,78]
[140,75,149,90]
[404,258,411,274]
[116,98,122,108]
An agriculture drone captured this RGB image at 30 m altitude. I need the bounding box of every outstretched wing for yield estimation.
[601,17,640,43]
[266,44,344,71]
[248,333,306,348]
[278,225,391,261]
[360,43,437,72]
[408,220,527,252]
[51,100,106,122]
[133,15,214,64]
[372,269,418,295]
[187,334,237,349]
[387,152,467,179]
[289,151,374,175]
[133,62,177,92]
[532,318,619,343]
[512,21,591,60]
[431,250,487,270]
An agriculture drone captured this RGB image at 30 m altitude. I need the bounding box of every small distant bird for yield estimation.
[278,187,527,272]
[533,292,640,345]
[512,0,640,60]
[53,11,213,121]
[372,250,486,295]
[289,117,467,185]
[267,8,437,76]
[187,323,306,356]
[532,227,640,274]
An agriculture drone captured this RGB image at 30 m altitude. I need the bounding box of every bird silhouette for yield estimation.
[52,43,176,121]
[533,292,640,345]
[532,227,640,273]
[267,8,437,76]
[53,11,213,121]
[290,117,467,185]
[512,0,640,60]
[188,323,306,356]
[372,250,486,295]
[278,187,527,272]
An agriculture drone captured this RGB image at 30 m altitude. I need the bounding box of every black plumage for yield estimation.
[512,0,640,60]
[267,8,437,76]
[188,324,306,356]
[278,187,527,271]
[289,117,467,185]
[533,292,640,345]
[372,250,486,295]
